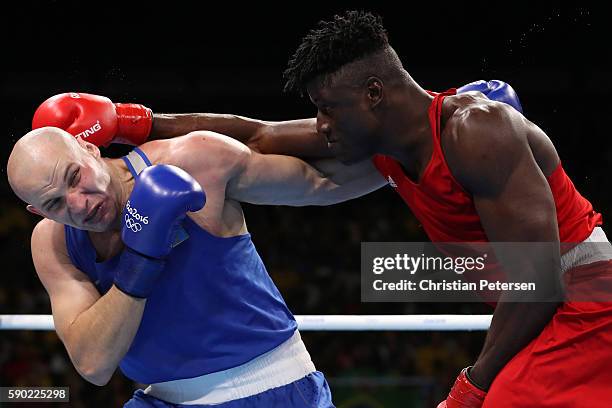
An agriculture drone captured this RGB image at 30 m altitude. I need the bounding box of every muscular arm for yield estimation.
[170,131,386,206]
[151,114,331,158]
[447,104,563,389]
[31,220,145,386]
[151,115,387,197]
[228,151,386,206]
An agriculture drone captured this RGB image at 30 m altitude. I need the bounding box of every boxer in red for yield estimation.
[280,12,612,407]
[31,11,612,406]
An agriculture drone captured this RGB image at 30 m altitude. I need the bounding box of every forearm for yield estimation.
[151,114,331,158]
[150,113,266,145]
[63,285,145,385]
[469,241,562,389]
[255,119,331,158]
[470,300,560,389]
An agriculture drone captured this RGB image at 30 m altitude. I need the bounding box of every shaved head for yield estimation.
[7,127,120,231]
[8,127,82,203]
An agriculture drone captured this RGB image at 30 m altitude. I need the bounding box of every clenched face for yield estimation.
[7,127,121,232]
[307,76,384,165]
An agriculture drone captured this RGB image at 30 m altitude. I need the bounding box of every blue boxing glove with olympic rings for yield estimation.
[114,164,206,298]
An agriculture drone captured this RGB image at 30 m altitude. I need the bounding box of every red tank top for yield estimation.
[372,89,602,244]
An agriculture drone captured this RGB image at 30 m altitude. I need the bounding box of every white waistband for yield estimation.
[560,227,612,274]
[144,330,316,405]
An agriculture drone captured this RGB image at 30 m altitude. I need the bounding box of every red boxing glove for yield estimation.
[437,367,487,408]
[32,92,153,147]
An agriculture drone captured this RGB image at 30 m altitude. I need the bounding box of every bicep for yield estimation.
[473,154,563,301]
[31,221,101,341]
[469,151,564,308]
[472,151,558,242]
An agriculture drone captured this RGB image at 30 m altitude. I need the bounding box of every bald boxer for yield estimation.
[6,127,383,407]
[32,11,611,408]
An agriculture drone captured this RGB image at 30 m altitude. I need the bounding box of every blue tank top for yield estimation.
[64,148,297,384]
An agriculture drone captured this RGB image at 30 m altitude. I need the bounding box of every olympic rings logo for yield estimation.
[125,200,149,224]
[124,214,143,232]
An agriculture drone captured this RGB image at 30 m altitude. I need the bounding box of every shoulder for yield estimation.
[31,218,74,279]
[140,131,251,181]
[444,93,525,150]
[442,95,531,194]
[32,218,67,255]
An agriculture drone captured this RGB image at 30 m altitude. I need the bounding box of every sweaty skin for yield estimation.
[437,93,562,388]
[136,71,564,390]
[7,127,384,385]
[306,56,564,389]
[8,127,126,233]
[144,47,567,390]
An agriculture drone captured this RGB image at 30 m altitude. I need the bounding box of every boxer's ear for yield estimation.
[26,205,45,217]
[76,137,101,159]
[365,76,384,109]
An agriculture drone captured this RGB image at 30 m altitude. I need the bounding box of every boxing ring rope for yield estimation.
[0,314,492,331]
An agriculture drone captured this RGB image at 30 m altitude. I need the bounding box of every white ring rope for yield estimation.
[0,314,492,331]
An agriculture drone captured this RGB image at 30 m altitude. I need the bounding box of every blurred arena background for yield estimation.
[1,2,610,406]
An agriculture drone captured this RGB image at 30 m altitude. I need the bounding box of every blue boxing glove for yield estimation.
[457,80,523,114]
[114,165,206,298]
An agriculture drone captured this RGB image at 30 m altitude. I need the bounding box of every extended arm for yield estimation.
[33,92,330,157]
[32,80,519,156]
[171,131,386,206]
[152,115,331,157]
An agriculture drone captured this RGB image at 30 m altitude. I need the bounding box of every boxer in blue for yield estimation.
[6,126,382,406]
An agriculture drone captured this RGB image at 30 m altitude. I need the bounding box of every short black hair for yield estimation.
[283,10,389,94]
